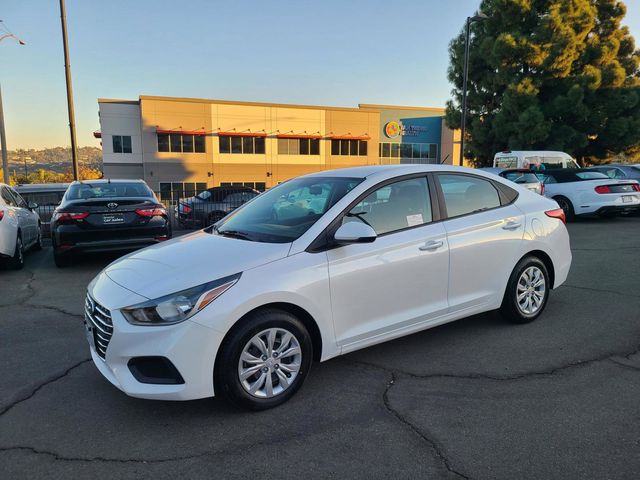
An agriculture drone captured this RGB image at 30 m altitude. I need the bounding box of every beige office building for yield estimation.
[96,95,459,198]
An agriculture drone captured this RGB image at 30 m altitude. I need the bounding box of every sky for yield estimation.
[1,0,640,150]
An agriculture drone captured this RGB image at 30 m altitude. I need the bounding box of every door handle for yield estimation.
[419,240,444,251]
[502,221,521,230]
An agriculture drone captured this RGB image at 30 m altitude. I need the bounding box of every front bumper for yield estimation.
[87,275,224,400]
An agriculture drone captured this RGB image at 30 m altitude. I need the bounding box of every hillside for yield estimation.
[6,146,102,174]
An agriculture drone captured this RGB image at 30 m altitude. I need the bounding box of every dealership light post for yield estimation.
[459,12,489,166]
[59,0,79,181]
[0,25,26,183]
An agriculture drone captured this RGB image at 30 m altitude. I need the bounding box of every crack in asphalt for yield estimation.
[0,302,84,319]
[561,284,640,299]
[382,372,471,480]
[608,358,640,372]
[346,339,640,382]
[0,359,91,417]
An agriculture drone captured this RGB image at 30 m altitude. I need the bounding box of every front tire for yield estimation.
[500,256,550,324]
[215,309,313,410]
[53,250,72,268]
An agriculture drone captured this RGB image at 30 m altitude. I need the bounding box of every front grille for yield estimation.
[85,293,113,359]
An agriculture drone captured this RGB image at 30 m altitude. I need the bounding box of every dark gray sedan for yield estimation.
[176,185,259,227]
[589,164,640,181]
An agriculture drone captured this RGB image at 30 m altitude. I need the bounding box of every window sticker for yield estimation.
[406,213,423,226]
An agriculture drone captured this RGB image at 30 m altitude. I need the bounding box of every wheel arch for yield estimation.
[215,302,324,369]
[519,249,555,289]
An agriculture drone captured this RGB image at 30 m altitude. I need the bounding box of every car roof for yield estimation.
[302,164,490,181]
[72,179,145,185]
[15,183,70,192]
[494,151,572,157]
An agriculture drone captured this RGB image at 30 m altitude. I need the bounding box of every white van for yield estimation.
[493,151,580,170]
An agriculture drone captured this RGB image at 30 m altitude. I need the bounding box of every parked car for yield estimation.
[588,164,640,181]
[15,183,69,235]
[51,179,171,267]
[493,150,580,170]
[0,183,41,269]
[536,169,640,220]
[176,185,260,227]
[481,168,544,195]
[84,165,571,410]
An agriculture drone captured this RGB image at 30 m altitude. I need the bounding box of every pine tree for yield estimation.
[445,0,640,166]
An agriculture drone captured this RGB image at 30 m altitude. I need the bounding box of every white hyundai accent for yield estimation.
[85,165,571,409]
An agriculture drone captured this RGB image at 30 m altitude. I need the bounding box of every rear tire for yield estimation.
[32,226,43,251]
[53,250,72,268]
[7,234,25,270]
[215,309,313,411]
[553,196,575,222]
[499,256,550,324]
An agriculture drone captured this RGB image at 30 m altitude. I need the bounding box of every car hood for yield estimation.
[103,230,291,300]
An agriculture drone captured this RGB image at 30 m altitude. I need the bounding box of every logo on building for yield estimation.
[385,121,428,138]
[384,121,401,138]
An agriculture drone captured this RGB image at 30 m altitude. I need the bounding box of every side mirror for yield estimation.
[334,222,377,245]
[28,202,38,210]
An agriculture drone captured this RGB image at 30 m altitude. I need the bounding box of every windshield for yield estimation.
[502,172,540,184]
[216,176,362,243]
[66,182,154,200]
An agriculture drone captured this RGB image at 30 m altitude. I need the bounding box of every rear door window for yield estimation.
[438,174,501,218]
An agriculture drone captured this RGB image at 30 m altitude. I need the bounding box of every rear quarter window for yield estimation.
[438,174,502,218]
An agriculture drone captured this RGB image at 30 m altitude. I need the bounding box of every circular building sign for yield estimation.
[384,121,401,138]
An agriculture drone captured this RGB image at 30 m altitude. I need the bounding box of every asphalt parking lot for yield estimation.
[1,218,639,480]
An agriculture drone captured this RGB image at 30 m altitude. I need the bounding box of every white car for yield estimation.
[0,183,42,269]
[537,169,640,220]
[85,165,571,410]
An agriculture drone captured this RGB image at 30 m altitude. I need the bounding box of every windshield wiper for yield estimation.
[217,229,253,241]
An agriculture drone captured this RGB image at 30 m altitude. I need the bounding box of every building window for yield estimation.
[157,133,206,153]
[379,142,438,161]
[220,181,266,192]
[158,182,208,202]
[330,139,367,156]
[219,135,266,154]
[112,135,132,154]
[278,138,320,155]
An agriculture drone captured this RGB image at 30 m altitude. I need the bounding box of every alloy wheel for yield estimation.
[516,266,546,315]
[238,328,302,398]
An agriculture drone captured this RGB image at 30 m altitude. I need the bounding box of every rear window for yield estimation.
[495,156,518,168]
[438,174,501,218]
[66,182,154,200]
[576,172,608,180]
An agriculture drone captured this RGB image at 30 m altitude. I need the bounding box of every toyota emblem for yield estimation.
[107,202,118,209]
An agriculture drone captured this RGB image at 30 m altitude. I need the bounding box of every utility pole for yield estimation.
[0,85,8,183]
[459,13,489,166]
[59,0,79,181]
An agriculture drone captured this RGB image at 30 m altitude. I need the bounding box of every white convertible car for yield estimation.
[85,165,572,410]
[537,169,640,220]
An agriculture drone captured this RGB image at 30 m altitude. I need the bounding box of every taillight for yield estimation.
[594,185,611,194]
[135,207,166,217]
[632,184,640,192]
[181,204,192,214]
[545,208,566,224]
[539,183,545,195]
[0,210,4,221]
[53,212,90,223]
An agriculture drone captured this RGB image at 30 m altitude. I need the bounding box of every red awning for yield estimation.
[93,131,102,139]
[329,135,371,140]
[218,131,267,137]
[156,128,207,136]
[276,133,323,139]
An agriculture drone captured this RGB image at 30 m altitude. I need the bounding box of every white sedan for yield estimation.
[85,165,571,409]
[1,183,42,269]
[537,169,640,220]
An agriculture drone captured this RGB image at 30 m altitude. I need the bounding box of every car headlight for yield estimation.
[121,273,241,326]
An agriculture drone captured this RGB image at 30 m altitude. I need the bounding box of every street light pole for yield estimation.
[0,85,8,184]
[0,23,26,183]
[59,0,79,181]
[459,13,488,166]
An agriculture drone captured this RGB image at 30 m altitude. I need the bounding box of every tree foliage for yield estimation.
[445,0,640,166]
